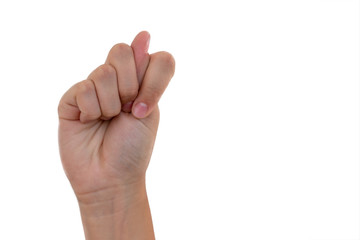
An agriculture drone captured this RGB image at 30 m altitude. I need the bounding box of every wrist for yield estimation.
[77,179,146,216]
[76,179,154,240]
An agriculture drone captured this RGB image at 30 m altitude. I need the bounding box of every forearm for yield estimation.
[77,180,155,240]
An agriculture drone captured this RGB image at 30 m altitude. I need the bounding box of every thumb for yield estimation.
[131,31,151,85]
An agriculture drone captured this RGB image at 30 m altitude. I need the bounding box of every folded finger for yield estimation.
[105,43,138,112]
[88,64,121,120]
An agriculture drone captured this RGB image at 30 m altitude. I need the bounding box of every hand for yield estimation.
[57,31,175,240]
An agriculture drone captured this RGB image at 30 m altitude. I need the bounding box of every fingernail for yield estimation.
[122,101,133,112]
[133,102,148,118]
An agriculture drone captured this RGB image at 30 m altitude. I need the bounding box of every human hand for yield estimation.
[57,31,175,239]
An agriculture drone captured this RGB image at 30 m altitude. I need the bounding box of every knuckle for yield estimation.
[147,85,162,99]
[129,87,139,97]
[125,87,139,100]
[110,43,133,60]
[95,64,116,80]
[119,86,139,103]
[153,51,176,76]
[77,80,94,95]
[76,81,101,120]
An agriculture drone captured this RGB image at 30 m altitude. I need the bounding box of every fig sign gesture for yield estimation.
[58,31,175,240]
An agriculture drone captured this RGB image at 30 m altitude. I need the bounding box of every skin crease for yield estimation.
[58,31,175,240]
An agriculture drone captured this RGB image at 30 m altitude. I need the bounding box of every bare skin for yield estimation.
[58,31,175,240]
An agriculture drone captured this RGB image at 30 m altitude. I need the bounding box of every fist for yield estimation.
[58,32,175,200]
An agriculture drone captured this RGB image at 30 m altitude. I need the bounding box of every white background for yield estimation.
[0,0,359,239]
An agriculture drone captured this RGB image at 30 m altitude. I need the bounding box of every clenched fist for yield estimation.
[57,31,175,240]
